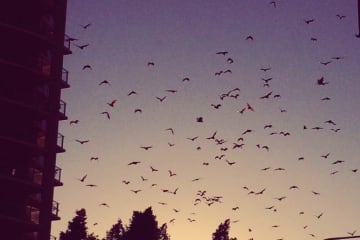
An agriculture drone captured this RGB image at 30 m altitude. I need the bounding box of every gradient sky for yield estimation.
[54,1,360,239]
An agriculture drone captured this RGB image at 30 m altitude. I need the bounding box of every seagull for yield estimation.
[320,61,332,66]
[187,136,199,141]
[182,77,190,82]
[99,203,110,207]
[211,104,222,109]
[196,117,203,123]
[168,170,177,177]
[147,62,155,66]
[165,89,177,93]
[227,58,234,64]
[90,157,99,161]
[134,109,142,113]
[260,91,273,99]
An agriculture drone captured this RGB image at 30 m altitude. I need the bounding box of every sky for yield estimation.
[54,1,360,239]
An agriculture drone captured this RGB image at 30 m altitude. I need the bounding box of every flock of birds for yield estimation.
[60,1,359,240]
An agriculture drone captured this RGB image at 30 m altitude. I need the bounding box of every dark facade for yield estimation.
[0,0,70,239]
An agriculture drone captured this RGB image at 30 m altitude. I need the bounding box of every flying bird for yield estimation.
[128,161,141,165]
[336,14,346,20]
[134,108,142,113]
[216,51,228,56]
[80,23,91,29]
[156,96,166,102]
[304,18,315,24]
[99,203,110,207]
[128,90,137,96]
[78,174,87,182]
[107,100,117,107]
[75,43,89,50]
[246,102,254,111]
[140,146,152,150]
[99,80,111,86]
[317,77,329,85]
[82,64,92,70]
[70,120,79,125]
[75,139,89,144]
[147,62,155,66]
[245,35,254,40]
[101,111,110,119]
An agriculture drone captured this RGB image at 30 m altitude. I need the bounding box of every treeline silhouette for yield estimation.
[59,207,237,240]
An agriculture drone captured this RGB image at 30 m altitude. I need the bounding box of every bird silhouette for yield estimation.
[187,136,199,141]
[122,180,130,185]
[131,189,141,194]
[101,111,110,119]
[246,102,254,111]
[80,23,91,29]
[90,157,99,161]
[320,61,332,66]
[140,146,152,150]
[317,77,329,85]
[85,184,97,187]
[156,96,166,102]
[165,89,177,93]
[227,58,234,64]
[75,139,89,144]
[226,160,236,165]
[168,170,177,177]
[260,67,271,72]
[147,62,155,66]
[332,160,344,164]
[216,51,228,56]
[70,120,79,125]
[196,117,203,123]
[211,104,221,109]
[270,1,276,8]
[107,100,117,107]
[78,174,87,182]
[128,90,137,96]
[165,128,174,134]
[128,161,141,165]
[99,203,110,207]
[134,109,142,113]
[82,64,92,70]
[182,77,190,82]
[99,80,111,86]
[260,91,273,99]
[75,43,89,50]
[245,35,254,40]
[304,18,315,24]
[336,14,346,20]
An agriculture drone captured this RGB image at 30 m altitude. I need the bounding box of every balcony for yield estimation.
[63,35,72,55]
[58,100,67,120]
[56,133,65,153]
[54,166,63,187]
[61,68,70,88]
[51,201,60,221]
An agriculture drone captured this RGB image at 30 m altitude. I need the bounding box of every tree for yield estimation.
[212,219,237,240]
[122,207,168,240]
[105,219,125,240]
[159,223,170,240]
[59,208,88,240]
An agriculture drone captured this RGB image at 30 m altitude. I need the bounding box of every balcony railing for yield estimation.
[52,200,59,217]
[54,166,62,183]
[57,133,64,150]
[59,100,66,116]
[64,34,71,54]
[61,68,69,86]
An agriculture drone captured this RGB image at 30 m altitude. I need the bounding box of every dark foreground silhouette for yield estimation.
[59,207,236,240]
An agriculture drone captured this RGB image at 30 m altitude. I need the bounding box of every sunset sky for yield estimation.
[54,1,360,239]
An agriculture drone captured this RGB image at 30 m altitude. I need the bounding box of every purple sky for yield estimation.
[54,1,360,239]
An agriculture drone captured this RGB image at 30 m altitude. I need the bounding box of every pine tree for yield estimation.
[212,219,237,240]
[105,219,125,240]
[122,207,162,240]
[59,208,88,240]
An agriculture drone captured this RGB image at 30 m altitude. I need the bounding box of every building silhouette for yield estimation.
[0,0,71,239]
